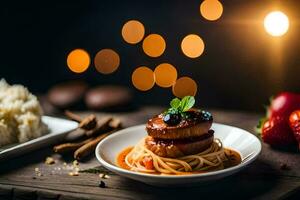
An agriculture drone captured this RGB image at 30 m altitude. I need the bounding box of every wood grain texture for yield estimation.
[0,106,299,200]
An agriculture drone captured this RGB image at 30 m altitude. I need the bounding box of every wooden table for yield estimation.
[0,107,299,200]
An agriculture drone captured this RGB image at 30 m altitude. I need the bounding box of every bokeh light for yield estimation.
[154,63,177,88]
[264,11,289,37]
[67,49,90,73]
[200,0,223,21]
[142,34,166,57]
[122,20,145,44]
[181,34,205,58]
[94,49,120,74]
[172,77,198,98]
[132,66,155,91]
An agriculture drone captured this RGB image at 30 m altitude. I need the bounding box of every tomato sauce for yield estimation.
[116,146,133,170]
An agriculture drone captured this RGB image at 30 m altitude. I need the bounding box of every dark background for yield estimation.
[1,0,300,112]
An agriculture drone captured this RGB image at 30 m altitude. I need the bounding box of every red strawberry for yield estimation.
[268,92,300,118]
[289,110,300,149]
[262,116,296,146]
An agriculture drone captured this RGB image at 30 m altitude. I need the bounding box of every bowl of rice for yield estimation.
[0,79,48,147]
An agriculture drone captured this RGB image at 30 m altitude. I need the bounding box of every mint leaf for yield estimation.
[164,96,196,116]
[180,96,195,112]
[168,108,179,114]
[163,107,179,115]
[170,98,181,109]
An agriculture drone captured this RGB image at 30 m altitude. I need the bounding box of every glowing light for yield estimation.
[132,66,155,91]
[94,49,120,74]
[122,20,145,44]
[67,49,90,73]
[172,77,198,98]
[142,34,166,57]
[200,0,223,21]
[154,63,177,88]
[181,34,205,58]
[264,11,289,37]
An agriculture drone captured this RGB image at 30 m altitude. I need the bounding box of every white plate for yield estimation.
[0,116,78,160]
[95,123,261,186]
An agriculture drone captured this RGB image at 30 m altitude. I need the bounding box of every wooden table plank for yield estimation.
[0,107,300,200]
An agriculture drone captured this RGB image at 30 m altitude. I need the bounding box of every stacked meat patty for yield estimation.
[145,110,214,158]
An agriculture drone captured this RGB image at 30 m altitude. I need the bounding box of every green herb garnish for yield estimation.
[79,166,114,175]
[165,96,195,116]
[255,117,267,135]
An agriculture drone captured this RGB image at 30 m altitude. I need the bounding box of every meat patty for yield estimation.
[145,130,214,158]
[146,110,213,139]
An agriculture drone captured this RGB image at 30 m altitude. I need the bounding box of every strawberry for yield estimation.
[262,116,296,146]
[289,110,300,149]
[268,92,300,118]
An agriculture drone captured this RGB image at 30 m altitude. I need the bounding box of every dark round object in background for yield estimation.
[85,86,133,111]
[47,80,88,109]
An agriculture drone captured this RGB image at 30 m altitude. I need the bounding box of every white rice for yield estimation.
[0,79,48,147]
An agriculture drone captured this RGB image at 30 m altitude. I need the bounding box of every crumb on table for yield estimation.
[45,157,56,165]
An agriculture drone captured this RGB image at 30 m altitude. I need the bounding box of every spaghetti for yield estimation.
[123,137,228,175]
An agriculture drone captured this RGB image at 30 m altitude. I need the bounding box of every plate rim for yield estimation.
[95,123,262,179]
[0,116,78,155]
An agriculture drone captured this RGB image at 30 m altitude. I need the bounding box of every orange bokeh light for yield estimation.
[181,34,205,58]
[94,49,120,74]
[154,63,177,88]
[142,34,166,57]
[132,66,155,91]
[67,49,90,73]
[122,20,145,44]
[172,77,198,98]
[200,0,223,21]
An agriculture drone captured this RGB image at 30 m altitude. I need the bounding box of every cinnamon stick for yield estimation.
[64,129,86,141]
[74,129,117,160]
[53,137,94,153]
[65,110,82,122]
[65,111,97,131]
[109,118,122,129]
[78,114,97,130]
[85,117,112,137]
